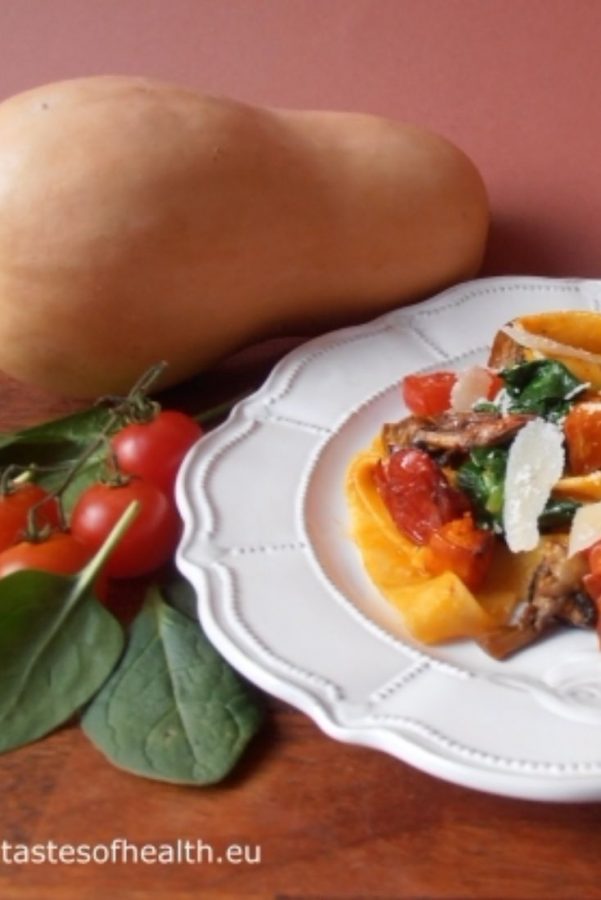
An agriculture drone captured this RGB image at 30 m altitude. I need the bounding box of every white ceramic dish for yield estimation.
[176,275,601,802]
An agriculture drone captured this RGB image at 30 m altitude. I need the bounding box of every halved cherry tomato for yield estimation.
[0,482,61,551]
[373,448,471,544]
[424,514,495,590]
[110,410,202,496]
[564,403,601,474]
[70,479,181,579]
[0,532,108,598]
[402,372,457,417]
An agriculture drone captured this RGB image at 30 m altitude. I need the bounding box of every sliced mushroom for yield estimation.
[477,536,596,660]
[523,536,592,630]
[382,410,533,456]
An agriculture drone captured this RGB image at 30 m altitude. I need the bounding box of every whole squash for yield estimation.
[0,76,489,396]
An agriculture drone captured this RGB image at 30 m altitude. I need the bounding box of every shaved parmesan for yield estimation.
[502,419,565,553]
[450,366,495,412]
[568,501,601,557]
[502,323,601,365]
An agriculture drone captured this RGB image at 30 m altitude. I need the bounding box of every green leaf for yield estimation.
[0,501,138,753]
[159,571,199,621]
[500,359,586,422]
[457,447,509,529]
[458,446,581,536]
[81,586,263,785]
[0,405,114,461]
[538,497,581,531]
[0,570,124,753]
[0,406,115,514]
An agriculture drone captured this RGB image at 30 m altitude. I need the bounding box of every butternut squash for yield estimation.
[0,76,489,396]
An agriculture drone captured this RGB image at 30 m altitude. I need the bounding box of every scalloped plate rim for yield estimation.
[175,274,601,802]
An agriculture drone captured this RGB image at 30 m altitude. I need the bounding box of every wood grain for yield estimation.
[1,363,601,900]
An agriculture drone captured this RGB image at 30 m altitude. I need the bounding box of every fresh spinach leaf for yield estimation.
[0,406,115,514]
[0,569,124,753]
[0,406,114,461]
[160,571,199,621]
[0,501,140,753]
[81,586,263,785]
[501,360,585,421]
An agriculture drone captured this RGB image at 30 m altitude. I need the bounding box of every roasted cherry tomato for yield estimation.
[0,531,108,598]
[401,372,457,417]
[0,482,61,551]
[564,403,601,474]
[70,479,181,578]
[110,410,202,495]
[373,448,470,544]
[424,514,495,590]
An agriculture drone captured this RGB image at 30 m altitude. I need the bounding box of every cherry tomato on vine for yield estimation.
[70,479,181,578]
[0,482,61,551]
[110,410,202,496]
[0,531,108,598]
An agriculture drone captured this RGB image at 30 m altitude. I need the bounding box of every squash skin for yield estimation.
[0,76,489,396]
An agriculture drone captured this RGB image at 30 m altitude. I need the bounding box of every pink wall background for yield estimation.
[2,0,601,279]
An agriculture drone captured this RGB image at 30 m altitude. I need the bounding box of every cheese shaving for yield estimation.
[568,501,601,557]
[502,323,601,365]
[502,419,565,553]
[450,366,494,412]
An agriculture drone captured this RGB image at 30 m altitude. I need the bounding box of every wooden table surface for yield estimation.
[2,341,601,900]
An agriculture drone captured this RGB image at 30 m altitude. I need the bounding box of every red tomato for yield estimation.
[373,448,470,544]
[70,479,181,578]
[401,372,457,417]
[0,532,107,598]
[424,515,495,590]
[110,410,202,495]
[564,403,601,474]
[0,482,61,551]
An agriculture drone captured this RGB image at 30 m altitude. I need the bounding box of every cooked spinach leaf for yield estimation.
[500,360,585,421]
[538,497,581,531]
[81,585,263,785]
[457,446,508,528]
[457,444,577,533]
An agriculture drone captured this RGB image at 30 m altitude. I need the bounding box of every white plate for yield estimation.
[176,275,601,802]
